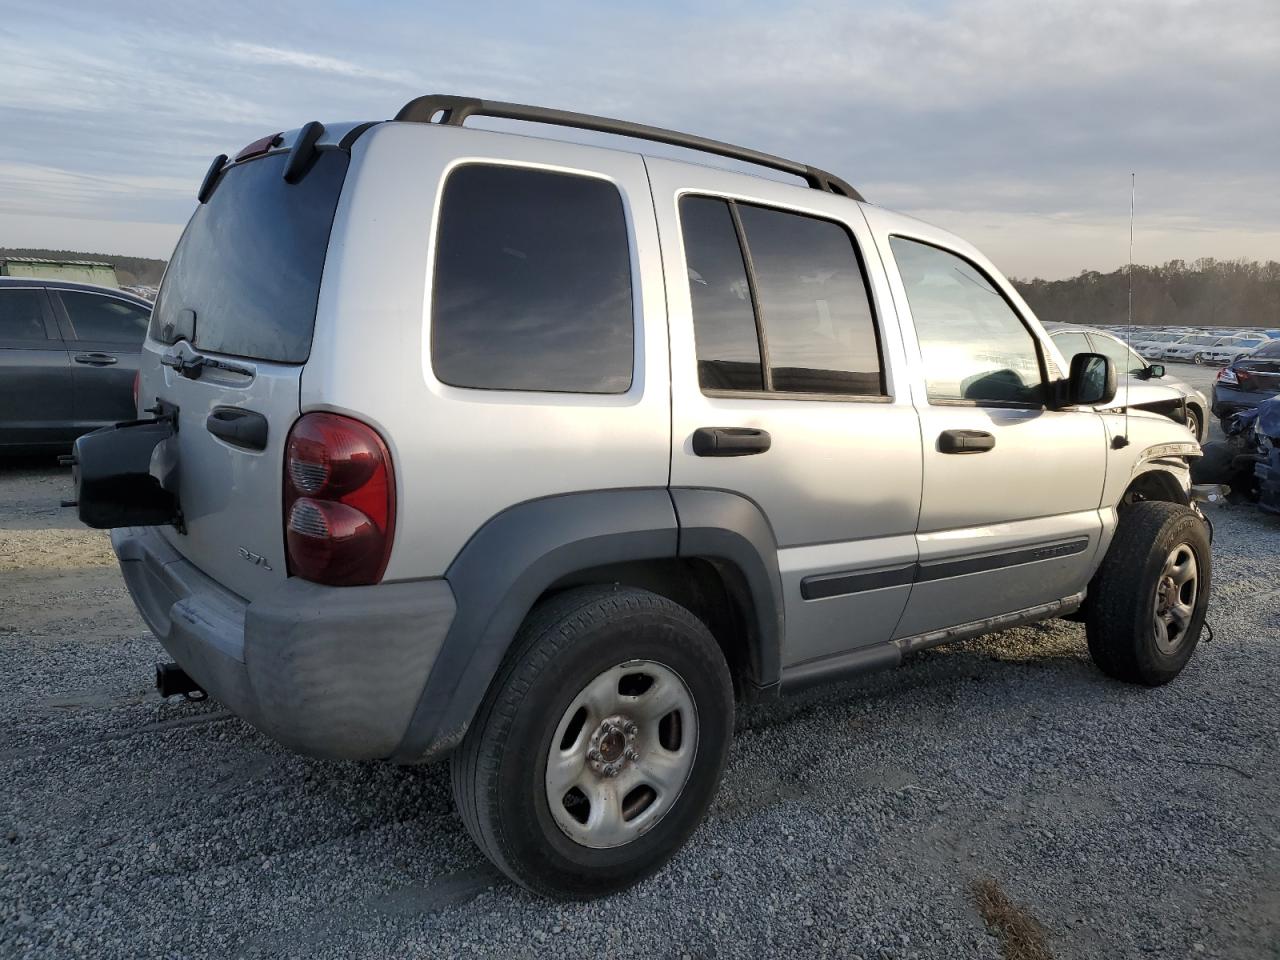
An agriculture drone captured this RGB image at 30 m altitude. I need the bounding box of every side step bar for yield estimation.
[779,592,1086,694]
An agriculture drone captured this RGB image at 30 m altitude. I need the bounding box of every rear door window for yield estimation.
[59,291,150,344]
[431,164,634,394]
[0,288,52,342]
[151,150,349,363]
[679,196,885,397]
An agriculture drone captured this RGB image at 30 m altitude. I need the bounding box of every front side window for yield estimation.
[1051,331,1092,363]
[890,237,1043,406]
[0,289,49,341]
[680,196,884,397]
[1087,334,1146,376]
[61,291,150,343]
[431,164,633,394]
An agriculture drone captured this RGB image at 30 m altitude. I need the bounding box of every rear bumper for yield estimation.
[1212,384,1276,417]
[113,526,455,761]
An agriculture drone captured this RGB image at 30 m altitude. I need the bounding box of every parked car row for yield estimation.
[1043,323,1209,440]
[1127,329,1275,365]
[0,277,151,452]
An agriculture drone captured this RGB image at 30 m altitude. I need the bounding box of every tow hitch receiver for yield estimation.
[155,662,205,700]
[67,402,182,530]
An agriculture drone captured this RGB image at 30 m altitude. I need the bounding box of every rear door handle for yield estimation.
[73,353,118,366]
[692,427,771,457]
[938,429,995,454]
[206,406,268,451]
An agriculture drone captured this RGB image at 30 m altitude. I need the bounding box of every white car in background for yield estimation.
[1163,334,1224,364]
[1200,336,1267,365]
[1133,331,1186,359]
[1045,324,1209,440]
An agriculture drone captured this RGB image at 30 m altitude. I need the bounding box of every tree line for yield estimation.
[1012,258,1280,329]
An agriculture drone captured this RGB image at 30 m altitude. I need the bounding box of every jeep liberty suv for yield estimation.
[71,95,1211,900]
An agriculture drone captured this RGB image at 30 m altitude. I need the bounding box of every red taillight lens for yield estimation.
[284,413,395,586]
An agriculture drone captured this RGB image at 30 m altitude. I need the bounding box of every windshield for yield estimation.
[151,149,350,363]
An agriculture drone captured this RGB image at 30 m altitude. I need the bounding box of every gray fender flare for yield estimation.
[392,488,783,763]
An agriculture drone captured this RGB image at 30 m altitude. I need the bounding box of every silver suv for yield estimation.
[71,96,1212,900]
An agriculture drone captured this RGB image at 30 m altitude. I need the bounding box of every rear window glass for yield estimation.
[0,289,49,340]
[151,150,349,363]
[431,164,634,394]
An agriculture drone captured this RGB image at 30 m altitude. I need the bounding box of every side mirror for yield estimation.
[1068,352,1116,406]
[1145,363,1165,380]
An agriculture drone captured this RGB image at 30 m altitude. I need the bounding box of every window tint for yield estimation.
[1087,334,1145,376]
[679,197,884,397]
[890,237,1043,405]
[0,289,49,341]
[679,196,763,391]
[432,165,633,394]
[1051,331,1092,363]
[737,204,882,395]
[152,149,349,362]
[61,291,150,343]
[1255,340,1280,358]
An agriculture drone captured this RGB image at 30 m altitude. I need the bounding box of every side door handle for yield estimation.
[73,353,118,366]
[206,406,268,451]
[938,429,995,454]
[692,427,771,457]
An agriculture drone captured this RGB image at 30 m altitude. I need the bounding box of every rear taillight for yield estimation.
[1216,367,1239,386]
[283,412,395,586]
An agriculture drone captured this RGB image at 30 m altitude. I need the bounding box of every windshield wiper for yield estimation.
[160,351,254,380]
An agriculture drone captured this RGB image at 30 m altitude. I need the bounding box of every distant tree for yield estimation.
[1011,258,1280,328]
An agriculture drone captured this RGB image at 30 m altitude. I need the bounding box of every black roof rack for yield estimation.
[393,95,863,202]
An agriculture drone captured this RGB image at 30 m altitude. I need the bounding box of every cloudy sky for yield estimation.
[1,0,1276,279]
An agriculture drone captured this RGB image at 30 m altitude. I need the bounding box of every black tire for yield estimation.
[450,586,734,900]
[1185,406,1202,442]
[1085,501,1211,686]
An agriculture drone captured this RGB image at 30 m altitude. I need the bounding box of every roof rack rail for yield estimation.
[393,95,864,201]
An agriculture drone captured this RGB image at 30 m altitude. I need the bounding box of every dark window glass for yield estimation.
[151,149,349,362]
[1087,333,1146,376]
[0,289,49,340]
[737,204,882,396]
[1254,339,1280,358]
[679,196,763,391]
[61,291,150,343]
[432,165,633,393]
[890,237,1043,405]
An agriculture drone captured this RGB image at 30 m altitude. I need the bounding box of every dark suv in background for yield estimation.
[0,277,151,453]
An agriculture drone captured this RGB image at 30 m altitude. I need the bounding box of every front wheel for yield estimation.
[1184,406,1202,441]
[451,586,734,899]
[1086,501,1211,685]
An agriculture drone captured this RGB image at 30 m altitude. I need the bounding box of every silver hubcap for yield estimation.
[545,660,698,849]
[1154,543,1198,654]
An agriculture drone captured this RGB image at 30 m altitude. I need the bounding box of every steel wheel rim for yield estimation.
[1153,542,1198,654]
[545,659,698,849]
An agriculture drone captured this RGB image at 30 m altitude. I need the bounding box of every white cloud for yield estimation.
[223,42,418,86]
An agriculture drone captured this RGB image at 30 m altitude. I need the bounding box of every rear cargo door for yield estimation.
[139,145,350,601]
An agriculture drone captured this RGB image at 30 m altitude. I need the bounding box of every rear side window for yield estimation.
[431,164,633,394]
[679,196,884,397]
[60,291,150,343]
[152,149,349,363]
[0,289,49,341]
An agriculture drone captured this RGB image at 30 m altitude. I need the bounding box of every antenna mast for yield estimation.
[1116,174,1135,449]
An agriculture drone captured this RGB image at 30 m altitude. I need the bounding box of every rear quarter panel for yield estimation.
[303,124,672,581]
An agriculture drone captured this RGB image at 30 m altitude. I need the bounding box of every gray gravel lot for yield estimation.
[2,447,1278,960]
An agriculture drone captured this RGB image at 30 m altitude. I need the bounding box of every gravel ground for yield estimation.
[1,458,1277,960]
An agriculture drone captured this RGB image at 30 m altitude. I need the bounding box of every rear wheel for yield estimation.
[451,586,734,899]
[1086,501,1211,685]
